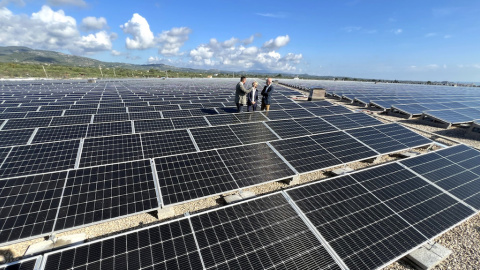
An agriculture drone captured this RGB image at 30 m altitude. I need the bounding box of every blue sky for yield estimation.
[1,0,479,81]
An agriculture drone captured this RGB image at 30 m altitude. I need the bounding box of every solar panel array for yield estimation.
[279,79,480,126]
[0,79,437,248]
[35,144,480,270]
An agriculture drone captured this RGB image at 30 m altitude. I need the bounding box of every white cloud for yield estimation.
[0,6,116,55]
[392,29,403,35]
[121,13,155,49]
[242,35,255,45]
[47,0,86,7]
[156,26,192,56]
[111,50,122,56]
[425,32,437,37]
[188,35,302,72]
[262,35,290,50]
[81,16,107,31]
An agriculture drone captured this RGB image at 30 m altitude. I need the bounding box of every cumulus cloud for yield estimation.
[262,35,290,50]
[0,5,116,55]
[47,0,87,7]
[111,50,122,56]
[188,35,302,72]
[0,0,25,7]
[156,26,192,56]
[121,13,156,49]
[81,16,107,31]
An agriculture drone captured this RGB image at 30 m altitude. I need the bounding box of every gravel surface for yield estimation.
[1,94,479,269]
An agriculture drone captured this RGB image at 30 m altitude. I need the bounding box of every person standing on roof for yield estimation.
[261,77,274,111]
[235,76,253,113]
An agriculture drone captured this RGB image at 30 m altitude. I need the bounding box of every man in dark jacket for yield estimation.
[246,81,259,112]
[235,76,252,113]
[261,78,274,111]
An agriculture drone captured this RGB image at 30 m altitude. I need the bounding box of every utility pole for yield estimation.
[42,65,48,78]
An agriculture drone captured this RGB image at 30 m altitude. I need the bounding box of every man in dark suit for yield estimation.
[246,81,259,112]
[235,76,252,113]
[261,78,274,111]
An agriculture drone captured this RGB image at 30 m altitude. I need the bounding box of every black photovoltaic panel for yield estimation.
[402,145,480,209]
[155,150,238,206]
[4,106,38,113]
[128,106,156,112]
[346,124,431,154]
[305,107,337,116]
[191,193,341,270]
[49,115,92,127]
[54,160,158,231]
[2,117,52,130]
[0,129,34,147]
[190,125,241,151]
[26,110,63,118]
[296,102,319,108]
[128,111,161,120]
[133,118,174,133]
[0,171,67,245]
[172,116,209,129]
[86,121,132,137]
[97,107,127,114]
[262,110,291,120]
[311,100,334,107]
[154,104,181,111]
[32,124,88,143]
[0,256,40,270]
[162,110,193,119]
[64,109,97,116]
[325,105,352,114]
[204,114,240,126]
[217,143,296,187]
[0,112,28,120]
[270,136,342,173]
[373,123,432,148]
[44,218,201,270]
[311,131,378,163]
[234,112,268,123]
[278,102,302,110]
[0,140,79,178]
[287,173,426,270]
[228,122,278,145]
[140,130,197,159]
[285,108,314,118]
[179,103,203,110]
[322,113,383,130]
[216,107,238,114]
[294,117,338,134]
[189,108,218,116]
[265,119,310,139]
[351,162,475,240]
[93,113,130,123]
[80,134,144,167]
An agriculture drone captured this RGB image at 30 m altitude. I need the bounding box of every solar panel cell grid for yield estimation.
[228,122,278,144]
[86,121,132,137]
[190,125,242,151]
[0,140,80,178]
[0,256,40,270]
[265,119,310,139]
[54,160,158,231]
[80,134,144,167]
[32,124,88,143]
[93,113,130,123]
[172,116,209,129]
[294,117,338,135]
[0,171,67,245]
[140,129,197,158]
[0,129,35,147]
[2,118,52,130]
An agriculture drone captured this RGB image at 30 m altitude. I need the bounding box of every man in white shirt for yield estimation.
[246,81,259,112]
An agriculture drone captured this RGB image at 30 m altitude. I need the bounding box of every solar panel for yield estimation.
[286,172,426,270]
[97,107,127,114]
[172,116,209,129]
[32,124,88,143]
[326,106,352,114]
[50,115,92,127]
[305,107,336,116]
[265,119,310,138]
[294,117,338,134]
[228,122,278,144]
[54,160,158,231]
[0,140,80,178]
[64,109,97,116]
[80,134,144,167]
[190,125,242,150]
[262,110,292,120]
[312,100,334,107]
[0,256,41,270]
[133,118,174,133]
[322,113,382,130]
[205,114,240,126]
[285,108,314,118]
[373,123,432,148]
[0,171,67,245]
[86,121,132,137]
[217,143,296,187]
[188,108,218,116]
[154,150,238,206]
[234,112,268,123]
[310,131,378,163]
[179,103,203,110]
[140,130,197,158]
[343,112,384,127]
[26,110,63,118]
[162,110,193,119]
[93,113,130,123]
[0,128,34,147]
[190,193,342,270]
[128,111,162,120]
[2,117,52,130]
[0,112,27,120]
[278,102,302,110]
[215,107,238,114]
[43,218,201,270]
[270,136,343,173]
[128,106,156,112]
[401,145,480,210]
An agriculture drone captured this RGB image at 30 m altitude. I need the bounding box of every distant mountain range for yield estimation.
[0,46,328,79]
